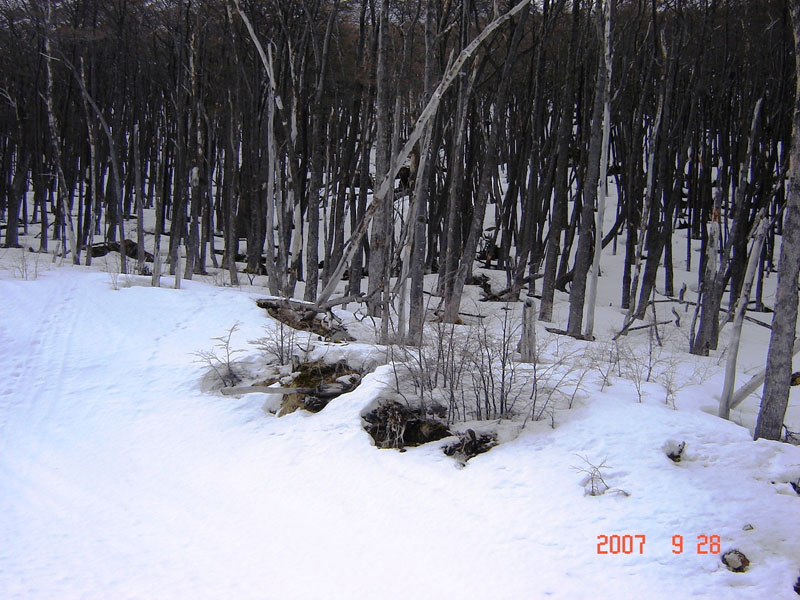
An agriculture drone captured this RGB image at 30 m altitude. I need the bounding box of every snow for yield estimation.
[1,250,799,599]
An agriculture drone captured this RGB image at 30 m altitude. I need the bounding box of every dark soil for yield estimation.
[363,400,451,449]
[280,360,361,415]
[443,429,498,462]
[721,549,750,573]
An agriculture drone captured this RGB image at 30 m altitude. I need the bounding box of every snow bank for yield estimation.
[1,269,798,599]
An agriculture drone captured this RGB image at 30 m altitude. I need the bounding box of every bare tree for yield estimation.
[583,0,613,340]
[540,0,582,323]
[314,0,535,310]
[441,3,532,323]
[719,210,768,419]
[567,0,610,338]
[42,0,79,265]
[755,0,800,441]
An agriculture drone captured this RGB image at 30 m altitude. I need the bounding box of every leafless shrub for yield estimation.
[352,305,383,344]
[715,344,729,366]
[616,340,651,402]
[388,306,590,426]
[12,247,40,280]
[523,333,588,427]
[104,253,134,290]
[587,340,620,391]
[389,320,475,421]
[469,307,526,420]
[658,354,711,408]
[573,455,611,496]
[105,255,120,290]
[193,322,244,387]
[644,324,664,382]
[436,321,476,420]
[252,320,300,366]
[617,334,710,405]
[572,455,629,497]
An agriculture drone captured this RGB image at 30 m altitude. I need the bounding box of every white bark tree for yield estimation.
[718,210,768,419]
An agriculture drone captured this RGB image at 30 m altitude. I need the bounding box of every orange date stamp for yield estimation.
[596,534,721,555]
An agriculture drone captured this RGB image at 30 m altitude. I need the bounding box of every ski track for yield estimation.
[1,271,799,599]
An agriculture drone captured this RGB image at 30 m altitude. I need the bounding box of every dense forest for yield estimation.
[1,0,798,438]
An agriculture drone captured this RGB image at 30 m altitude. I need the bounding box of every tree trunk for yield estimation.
[184,26,203,280]
[304,1,339,302]
[43,2,79,265]
[439,67,473,303]
[314,0,537,309]
[264,47,282,295]
[568,0,607,338]
[442,4,531,323]
[133,124,146,273]
[540,0,581,322]
[4,150,29,249]
[223,91,240,286]
[584,0,613,339]
[367,0,392,317]
[719,212,768,418]
[755,1,800,440]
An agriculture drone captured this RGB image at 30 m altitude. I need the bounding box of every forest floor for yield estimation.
[1,220,799,599]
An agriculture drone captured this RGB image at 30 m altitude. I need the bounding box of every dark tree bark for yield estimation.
[540,0,581,322]
[567,1,606,338]
[755,1,800,441]
[442,4,531,323]
[3,149,29,249]
[367,0,391,318]
[406,0,439,344]
[304,0,339,302]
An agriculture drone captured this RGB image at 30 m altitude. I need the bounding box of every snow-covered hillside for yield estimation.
[0,256,798,599]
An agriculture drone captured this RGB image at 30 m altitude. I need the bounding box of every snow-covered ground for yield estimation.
[1,231,799,598]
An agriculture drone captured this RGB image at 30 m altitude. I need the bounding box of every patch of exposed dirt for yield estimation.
[362,400,451,449]
[443,429,498,463]
[278,360,361,416]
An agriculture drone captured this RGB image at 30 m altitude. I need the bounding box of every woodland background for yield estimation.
[1,0,798,439]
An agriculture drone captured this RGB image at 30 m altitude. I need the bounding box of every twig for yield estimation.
[627,320,672,333]
[221,385,312,396]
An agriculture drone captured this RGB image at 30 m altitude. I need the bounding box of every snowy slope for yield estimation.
[1,266,799,599]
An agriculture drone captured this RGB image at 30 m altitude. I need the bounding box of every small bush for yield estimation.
[252,321,301,366]
[572,455,629,497]
[193,322,244,387]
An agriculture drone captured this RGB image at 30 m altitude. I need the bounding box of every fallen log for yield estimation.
[255,298,355,341]
[90,239,154,261]
[221,376,360,398]
[220,385,311,396]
